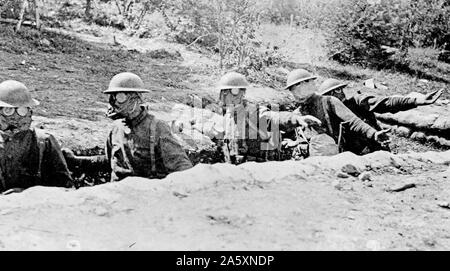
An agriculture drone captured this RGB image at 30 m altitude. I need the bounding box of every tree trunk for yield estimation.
[217,0,224,69]
[159,3,176,31]
[85,0,93,21]
[114,0,123,14]
[15,0,27,32]
[34,0,40,29]
[133,2,149,30]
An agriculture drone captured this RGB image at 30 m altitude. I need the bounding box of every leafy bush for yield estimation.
[323,0,411,67]
[323,0,449,68]
[408,0,450,48]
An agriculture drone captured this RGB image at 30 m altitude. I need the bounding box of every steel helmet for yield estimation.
[318,78,348,95]
[0,80,40,108]
[217,72,250,90]
[103,72,150,94]
[285,69,317,90]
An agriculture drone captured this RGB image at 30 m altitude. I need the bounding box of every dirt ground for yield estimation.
[0,151,449,250]
[1,24,450,250]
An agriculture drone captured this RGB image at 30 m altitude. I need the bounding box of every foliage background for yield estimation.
[1,0,449,70]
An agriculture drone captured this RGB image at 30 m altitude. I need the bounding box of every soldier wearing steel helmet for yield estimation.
[318,78,443,154]
[63,72,193,182]
[284,69,391,156]
[195,72,321,164]
[0,80,73,194]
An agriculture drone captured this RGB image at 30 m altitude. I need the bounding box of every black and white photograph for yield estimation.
[0,0,449,252]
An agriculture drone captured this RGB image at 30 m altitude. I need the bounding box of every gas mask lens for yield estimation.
[2,107,14,116]
[333,88,343,94]
[112,92,128,104]
[17,107,29,116]
[1,107,29,117]
[230,88,240,95]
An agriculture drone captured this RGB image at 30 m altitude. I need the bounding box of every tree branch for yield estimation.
[187,33,219,48]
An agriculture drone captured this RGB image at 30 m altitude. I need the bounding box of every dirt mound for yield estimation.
[0,150,449,250]
[377,103,450,148]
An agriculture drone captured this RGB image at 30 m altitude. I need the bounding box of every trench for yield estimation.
[66,143,300,188]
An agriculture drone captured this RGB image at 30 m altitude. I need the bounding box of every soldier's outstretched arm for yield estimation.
[260,107,321,132]
[61,148,109,173]
[331,96,379,141]
[355,93,418,114]
[414,89,444,106]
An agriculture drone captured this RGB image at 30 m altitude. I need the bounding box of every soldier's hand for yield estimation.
[374,128,391,144]
[293,115,322,128]
[416,89,443,105]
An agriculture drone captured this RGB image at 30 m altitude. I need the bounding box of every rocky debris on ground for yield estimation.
[386,183,416,193]
[337,172,350,179]
[341,164,361,177]
[0,150,449,250]
[359,171,372,182]
[437,201,450,209]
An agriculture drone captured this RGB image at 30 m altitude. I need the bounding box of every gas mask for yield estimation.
[106,92,142,120]
[0,107,32,136]
[329,87,346,101]
[220,88,246,107]
[290,80,317,100]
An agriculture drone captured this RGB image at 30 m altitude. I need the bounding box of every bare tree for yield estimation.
[85,0,93,21]
[13,0,41,32]
[15,0,27,32]
[34,0,40,29]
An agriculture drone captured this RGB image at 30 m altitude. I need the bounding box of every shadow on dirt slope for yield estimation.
[0,25,207,121]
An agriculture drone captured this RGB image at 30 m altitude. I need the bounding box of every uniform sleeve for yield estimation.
[64,132,110,173]
[330,96,377,140]
[259,106,298,134]
[42,134,73,187]
[105,129,113,163]
[157,121,193,173]
[354,93,418,114]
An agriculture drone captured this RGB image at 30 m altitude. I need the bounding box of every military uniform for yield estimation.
[318,77,442,154]
[64,72,194,182]
[0,129,72,192]
[106,107,193,181]
[205,71,319,164]
[294,93,380,155]
[342,93,418,154]
[344,93,418,128]
[69,107,193,182]
[205,102,303,164]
